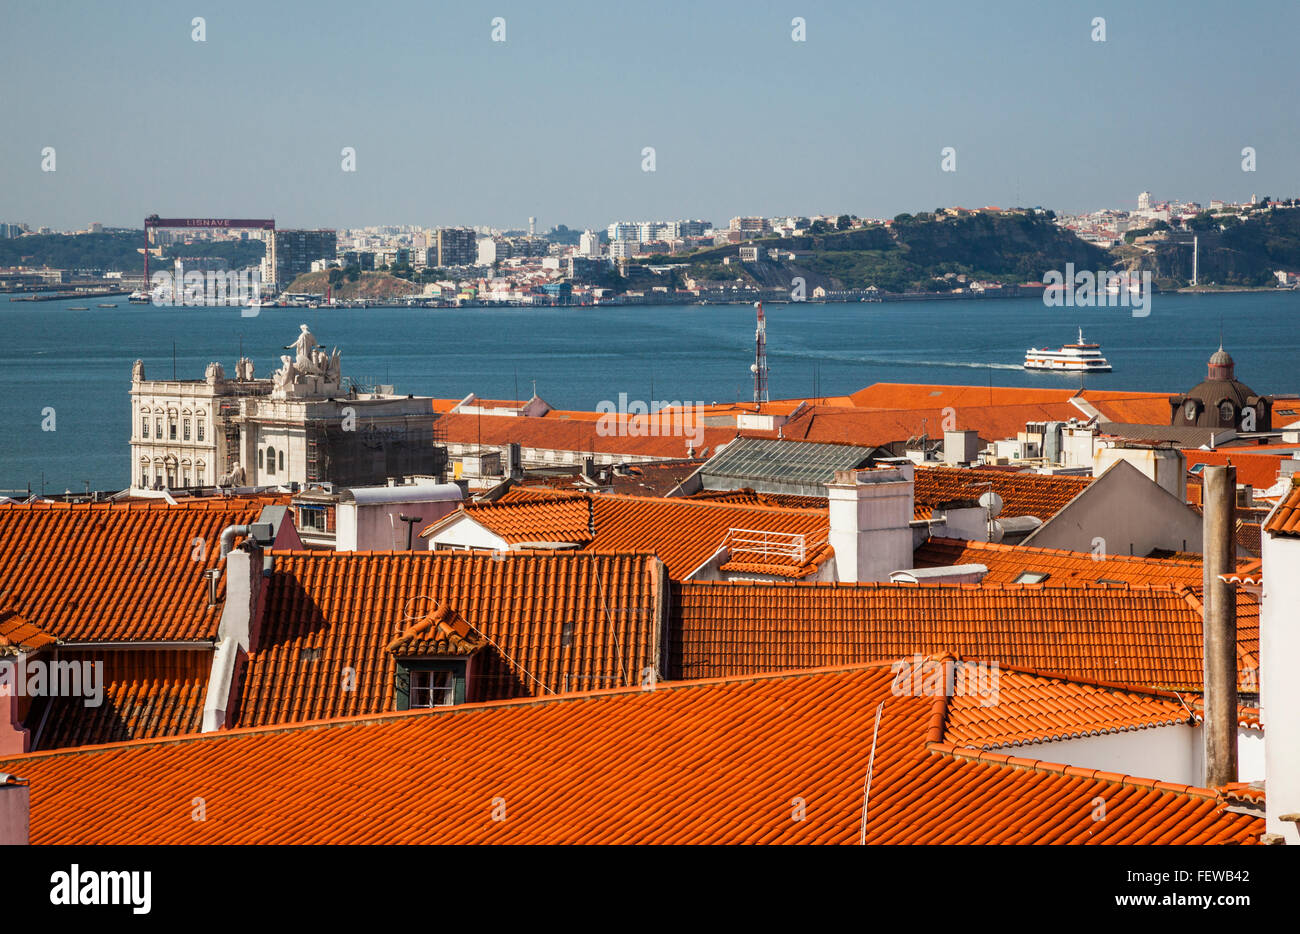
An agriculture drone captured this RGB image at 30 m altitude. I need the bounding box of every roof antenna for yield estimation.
[859,700,885,845]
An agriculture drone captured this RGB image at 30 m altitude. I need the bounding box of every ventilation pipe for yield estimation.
[1202,465,1238,788]
[218,522,275,560]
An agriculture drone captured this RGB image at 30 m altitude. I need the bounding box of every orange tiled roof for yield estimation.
[687,489,829,510]
[942,664,1191,749]
[0,662,1260,844]
[1183,449,1288,489]
[913,467,1091,520]
[1264,482,1300,536]
[913,537,1206,586]
[231,551,665,727]
[0,608,57,655]
[669,581,1257,693]
[845,383,1171,420]
[435,411,738,460]
[425,492,833,579]
[29,649,210,751]
[0,501,268,643]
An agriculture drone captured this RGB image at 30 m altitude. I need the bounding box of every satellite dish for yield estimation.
[750,363,759,373]
[978,491,1004,518]
[988,519,1005,544]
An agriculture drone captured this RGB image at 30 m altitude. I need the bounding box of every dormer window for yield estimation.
[395,659,468,709]
[1218,400,1235,423]
[411,670,455,707]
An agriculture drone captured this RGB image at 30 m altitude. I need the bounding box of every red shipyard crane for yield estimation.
[142,215,275,284]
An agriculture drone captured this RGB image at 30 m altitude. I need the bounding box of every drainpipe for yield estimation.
[1202,465,1238,788]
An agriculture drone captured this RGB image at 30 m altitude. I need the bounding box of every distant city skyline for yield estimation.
[4,0,1298,231]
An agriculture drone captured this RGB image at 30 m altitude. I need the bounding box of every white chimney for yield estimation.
[826,464,915,582]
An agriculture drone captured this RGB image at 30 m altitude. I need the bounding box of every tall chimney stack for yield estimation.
[1202,465,1238,788]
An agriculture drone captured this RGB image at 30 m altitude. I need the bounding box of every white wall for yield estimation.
[1024,459,1203,556]
[425,515,509,552]
[993,723,1263,787]
[1261,531,1300,842]
[1002,724,1201,786]
[339,499,461,551]
[1095,447,1187,502]
[827,465,914,582]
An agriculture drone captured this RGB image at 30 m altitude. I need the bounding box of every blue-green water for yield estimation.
[1,293,1296,493]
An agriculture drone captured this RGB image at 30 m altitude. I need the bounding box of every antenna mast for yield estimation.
[751,301,769,404]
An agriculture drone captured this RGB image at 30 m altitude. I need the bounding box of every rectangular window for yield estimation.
[197,419,205,442]
[169,421,177,440]
[155,417,162,437]
[140,468,148,487]
[141,417,149,439]
[183,418,191,441]
[409,670,455,708]
[298,506,328,532]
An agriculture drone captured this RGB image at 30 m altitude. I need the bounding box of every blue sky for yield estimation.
[3,0,1297,231]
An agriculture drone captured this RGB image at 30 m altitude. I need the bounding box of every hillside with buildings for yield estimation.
[1115,207,1300,289]
[651,210,1112,294]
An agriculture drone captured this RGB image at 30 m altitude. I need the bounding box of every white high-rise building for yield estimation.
[1138,191,1152,211]
[579,230,600,257]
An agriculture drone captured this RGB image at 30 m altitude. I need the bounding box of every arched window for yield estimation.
[258,449,265,469]
[266,446,276,476]
[1218,400,1235,423]
[278,450,285,472]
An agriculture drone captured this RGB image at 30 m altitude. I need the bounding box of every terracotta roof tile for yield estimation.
[0,501,267,643]
[914,467,1091,521]
[232,551,665,727]
[669,581,1257,693]
[29,649,209,751]
[0,608,57,655]
[1264,482,1300,536]
[0,662,1260,845]
[424,493,832,580]
[941,664,1192,749]
[436,411,737,460]
[914,537,1206,586]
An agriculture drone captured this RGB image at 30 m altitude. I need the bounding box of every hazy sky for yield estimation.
[3,0,1297,231]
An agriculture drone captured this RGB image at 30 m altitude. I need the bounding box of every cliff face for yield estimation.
[1115,210,1300,286]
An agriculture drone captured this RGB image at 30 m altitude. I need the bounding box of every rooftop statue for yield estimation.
[286,324,321,375]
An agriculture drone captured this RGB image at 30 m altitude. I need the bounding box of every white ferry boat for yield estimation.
[1024,328,1111,372]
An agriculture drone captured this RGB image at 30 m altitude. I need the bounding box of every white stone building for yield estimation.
[129,325,443,492]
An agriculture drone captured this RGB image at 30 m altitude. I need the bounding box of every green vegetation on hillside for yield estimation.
[0,231,263,272]
[645,212,1109,292]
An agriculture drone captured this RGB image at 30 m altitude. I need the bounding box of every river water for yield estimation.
[1,292,1295,492]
